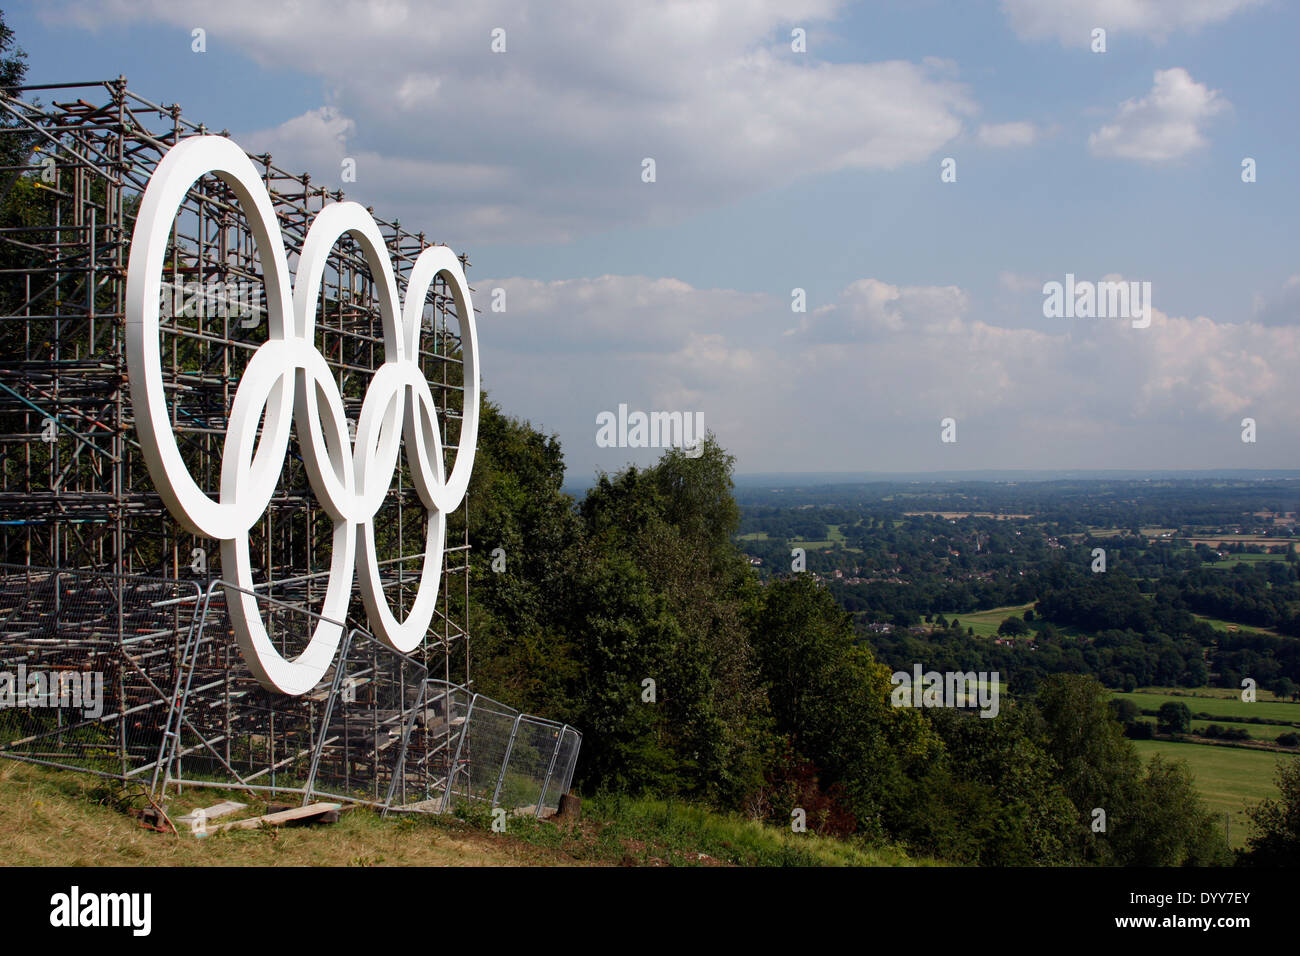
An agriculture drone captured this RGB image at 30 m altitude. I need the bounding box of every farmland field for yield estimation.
[953,603,1035,637]
[1182,535,1296,547]
[788,524,855,551]
[1112,690,1300,725]
[1189,719,1291,742]
[1208,552,1290,567]
[1131,739,1293,848]
[1189,612,1281,638]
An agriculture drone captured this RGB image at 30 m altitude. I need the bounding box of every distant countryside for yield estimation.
[735,477,1300,851]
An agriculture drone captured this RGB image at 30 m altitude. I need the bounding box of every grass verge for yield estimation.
[0,760,925,867]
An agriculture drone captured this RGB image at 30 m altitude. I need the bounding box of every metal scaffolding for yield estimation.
[0,78,558,808]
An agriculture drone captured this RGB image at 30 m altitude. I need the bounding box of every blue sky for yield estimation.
[10,0,1299,480]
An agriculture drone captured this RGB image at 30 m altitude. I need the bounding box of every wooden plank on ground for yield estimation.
[208,802,343,833]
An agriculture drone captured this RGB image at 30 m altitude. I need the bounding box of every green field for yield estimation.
[1209,552,1290,568]
[1189,719,1291,743]
[789,524,860,552]
[743,524,857,551]
[950,603,1035,638]
[1113,690,1300,725]
[1190,612,1281,639]
[1131,739,1293,848]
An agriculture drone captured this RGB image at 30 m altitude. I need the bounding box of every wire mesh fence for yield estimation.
[162,582,430,808]
[0,565,201,781]
[1,567,581,815]
[392,680,582,818]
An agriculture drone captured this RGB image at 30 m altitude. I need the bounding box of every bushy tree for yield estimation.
[1241,758,1300,866]
[1156,701,1192,735]
[1034,675,1229,865]
[751,574,938,837]
[1034,674,1143,863]
[900,706,1076,865]
[574,437,769,804]
[1120,755,1232,866]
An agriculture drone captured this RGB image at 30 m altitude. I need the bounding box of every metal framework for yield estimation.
[0,78,579,811]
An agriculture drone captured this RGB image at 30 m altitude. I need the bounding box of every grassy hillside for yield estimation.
[0,761,927,867]
[0,760,575,866]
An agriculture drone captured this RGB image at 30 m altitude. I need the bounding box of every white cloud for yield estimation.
[1088,68,1229,162]
[474,273,1300,476]
[791,279,968,342]
[52,0,977,244]
[976,121,1039,148]
[1001,0,1266,46]
[243,106,353,164]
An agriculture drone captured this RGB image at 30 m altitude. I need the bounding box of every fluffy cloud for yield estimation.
[1088,68,1229,162]
[53,0,977,243]
[1001,0,1265,46]
[475,273,1300,477]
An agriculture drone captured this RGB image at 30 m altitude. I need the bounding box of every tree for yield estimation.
[1034,674,1142,863]
[570,436,770,804]
[0,12,33,185]
[1241,758,1300,866]
[1034,675,1228,865]
[751,574,937,837]
[1120,755,1232,866]
[1156,701,1192,735]
[1109,697,1140,725]
[903,705,1076,865]
[998,616,1030,637]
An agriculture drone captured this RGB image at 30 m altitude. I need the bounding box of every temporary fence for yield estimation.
[0,566,581,814]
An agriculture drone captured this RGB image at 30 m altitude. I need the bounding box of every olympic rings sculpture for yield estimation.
[125,136,479,696]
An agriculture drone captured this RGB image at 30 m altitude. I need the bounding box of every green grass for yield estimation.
[1113,690,1300,725]
[477,794,934,867]
[0,760,578,866]
[789,524,860,552]
[1210,552,1290,568]
[1189,719,1290,742]
[950,603,1036,638]
[1190,612,1281,638]
[0,761,927,867]
[1131,739,1293,848]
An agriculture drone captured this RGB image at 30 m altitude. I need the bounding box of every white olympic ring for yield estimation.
[125,136,479,696]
